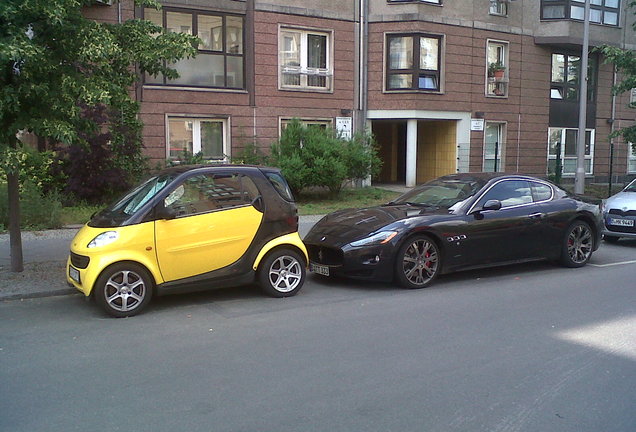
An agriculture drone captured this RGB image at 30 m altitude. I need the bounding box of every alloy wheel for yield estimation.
[567,223,593,265]
[104,270,147,313]
[401,238,439,287]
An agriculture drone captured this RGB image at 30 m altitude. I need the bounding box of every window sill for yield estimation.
[486,93,508,98]
[278,87,334,94]
[383,89,443,95]
[143,85,248,94]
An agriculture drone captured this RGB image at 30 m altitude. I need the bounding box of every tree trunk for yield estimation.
[7,135,23,272]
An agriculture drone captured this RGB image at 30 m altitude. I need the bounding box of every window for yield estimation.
[280,28,332,91]
[486,40,508,97]
[168,117,228,161]
[629,144,636,173]
[541,0,620,26]
[144,8,244,89]
[484,122,505,172]
[387,0,441,4]
[489,0,508,16]
[165,173,259,217]
[280,118,332,131]
[477,180,534,209]
[547,127,594,176]
[386,34,442,91]
[550,53,596,101]
[630,88,636,105]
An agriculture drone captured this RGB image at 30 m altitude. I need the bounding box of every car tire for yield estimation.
[258,249,306,298]
[94,263,153,318]
[603,235,620,243]
[561,221,593,268]
[395,235,441,289]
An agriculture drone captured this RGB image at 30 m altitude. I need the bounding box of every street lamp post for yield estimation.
[575,0,591,195]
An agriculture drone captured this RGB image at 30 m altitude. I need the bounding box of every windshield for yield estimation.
[90,173,177,227]
[391,178,485,210]
[624,179,636,193]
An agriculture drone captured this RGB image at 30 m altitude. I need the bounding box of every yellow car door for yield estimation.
[154,173,263,282]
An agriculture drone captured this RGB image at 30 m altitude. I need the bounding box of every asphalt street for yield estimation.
[1,240,635,432]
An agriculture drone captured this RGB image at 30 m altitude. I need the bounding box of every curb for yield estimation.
[1,288,79,302]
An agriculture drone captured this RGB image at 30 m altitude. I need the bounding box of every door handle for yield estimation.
[528,212,545,219]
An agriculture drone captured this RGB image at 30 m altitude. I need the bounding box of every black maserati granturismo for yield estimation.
[304,173,603,288]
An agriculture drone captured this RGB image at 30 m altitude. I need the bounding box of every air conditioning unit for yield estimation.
[95,0,114,5]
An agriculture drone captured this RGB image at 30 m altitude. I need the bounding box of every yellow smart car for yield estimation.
[67,165,308,317]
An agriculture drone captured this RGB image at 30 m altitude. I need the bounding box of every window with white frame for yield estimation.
[629,143,636,173]
[168,117,228,160]
[386,33,443,91]
[489,0,508,16]
[280,28,332,91]
[547,127,594,176]
[387,0,441,4]
[280,118,332,131]
[630,88,636,105]
[484,122,505,172]
[486,40,508,97]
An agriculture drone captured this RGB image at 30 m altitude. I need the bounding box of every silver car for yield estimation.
[602,178,636,242]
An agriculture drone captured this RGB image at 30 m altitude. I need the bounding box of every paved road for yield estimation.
[1,241,635,432]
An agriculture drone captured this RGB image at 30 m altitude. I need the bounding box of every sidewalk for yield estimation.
[0,215,325,301]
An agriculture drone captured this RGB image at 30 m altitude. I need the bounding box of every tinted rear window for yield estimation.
[265,172,294,202]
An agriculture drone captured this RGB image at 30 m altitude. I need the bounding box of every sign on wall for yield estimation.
[336,117,352,139]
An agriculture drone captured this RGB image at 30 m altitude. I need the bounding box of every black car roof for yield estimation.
[154,164,279,176]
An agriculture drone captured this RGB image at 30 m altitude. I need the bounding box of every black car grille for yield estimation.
[306,245,344,266]
[608,209,636,217]
[607,225,636,234]
[70,252,90,269]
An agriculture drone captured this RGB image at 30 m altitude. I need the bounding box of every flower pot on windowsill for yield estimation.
[493,69,505,79]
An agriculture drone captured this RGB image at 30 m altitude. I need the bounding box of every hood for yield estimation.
[305,205,447,245]
[605,191,636,211]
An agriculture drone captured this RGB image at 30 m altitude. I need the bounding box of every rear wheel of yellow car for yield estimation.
[94,263,153,318]
[258,249,306,297]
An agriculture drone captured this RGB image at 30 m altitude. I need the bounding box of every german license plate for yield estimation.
[69,266,80,283]
[609,218,634,227]
[310,263,330,276]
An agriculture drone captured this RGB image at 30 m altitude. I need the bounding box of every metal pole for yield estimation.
[574,0,590,194]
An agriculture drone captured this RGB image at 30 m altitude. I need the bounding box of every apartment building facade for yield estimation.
[88,0,636,186]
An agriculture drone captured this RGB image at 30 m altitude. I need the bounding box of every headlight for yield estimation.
[88,231,119,248]
[350,231,397,247]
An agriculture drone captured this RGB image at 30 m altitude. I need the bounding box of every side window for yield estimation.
[478,180,533,209]
[165,173,259,217]
[531,182,553,202]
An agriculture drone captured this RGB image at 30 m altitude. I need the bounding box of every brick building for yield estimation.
[88,0,636,186]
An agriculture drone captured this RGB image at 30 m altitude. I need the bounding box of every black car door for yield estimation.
[461,179,545,266]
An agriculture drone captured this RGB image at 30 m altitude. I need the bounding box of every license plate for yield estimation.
[69,266,80,283]
[310,263,330,276]
[609,218,634,227]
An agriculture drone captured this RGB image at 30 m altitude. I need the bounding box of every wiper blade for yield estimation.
[404,201,438,208]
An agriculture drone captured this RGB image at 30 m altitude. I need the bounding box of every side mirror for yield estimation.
[155,205,176,220]
[482,199,502,211]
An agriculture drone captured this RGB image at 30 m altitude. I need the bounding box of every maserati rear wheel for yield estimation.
[395,235,441,289]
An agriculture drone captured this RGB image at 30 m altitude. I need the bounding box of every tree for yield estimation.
[0,0,198,271]
[597,1,636,146]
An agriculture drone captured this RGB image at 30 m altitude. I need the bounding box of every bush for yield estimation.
[0,181,63,231]
[52,104,148,204]
[270,119,381,196]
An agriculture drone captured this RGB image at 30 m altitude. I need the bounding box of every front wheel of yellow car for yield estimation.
[258,249,306,298]
[94,263,153,318]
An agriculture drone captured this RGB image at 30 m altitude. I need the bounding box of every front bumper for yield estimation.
[305,242,395,282]
[602,213,636,239]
